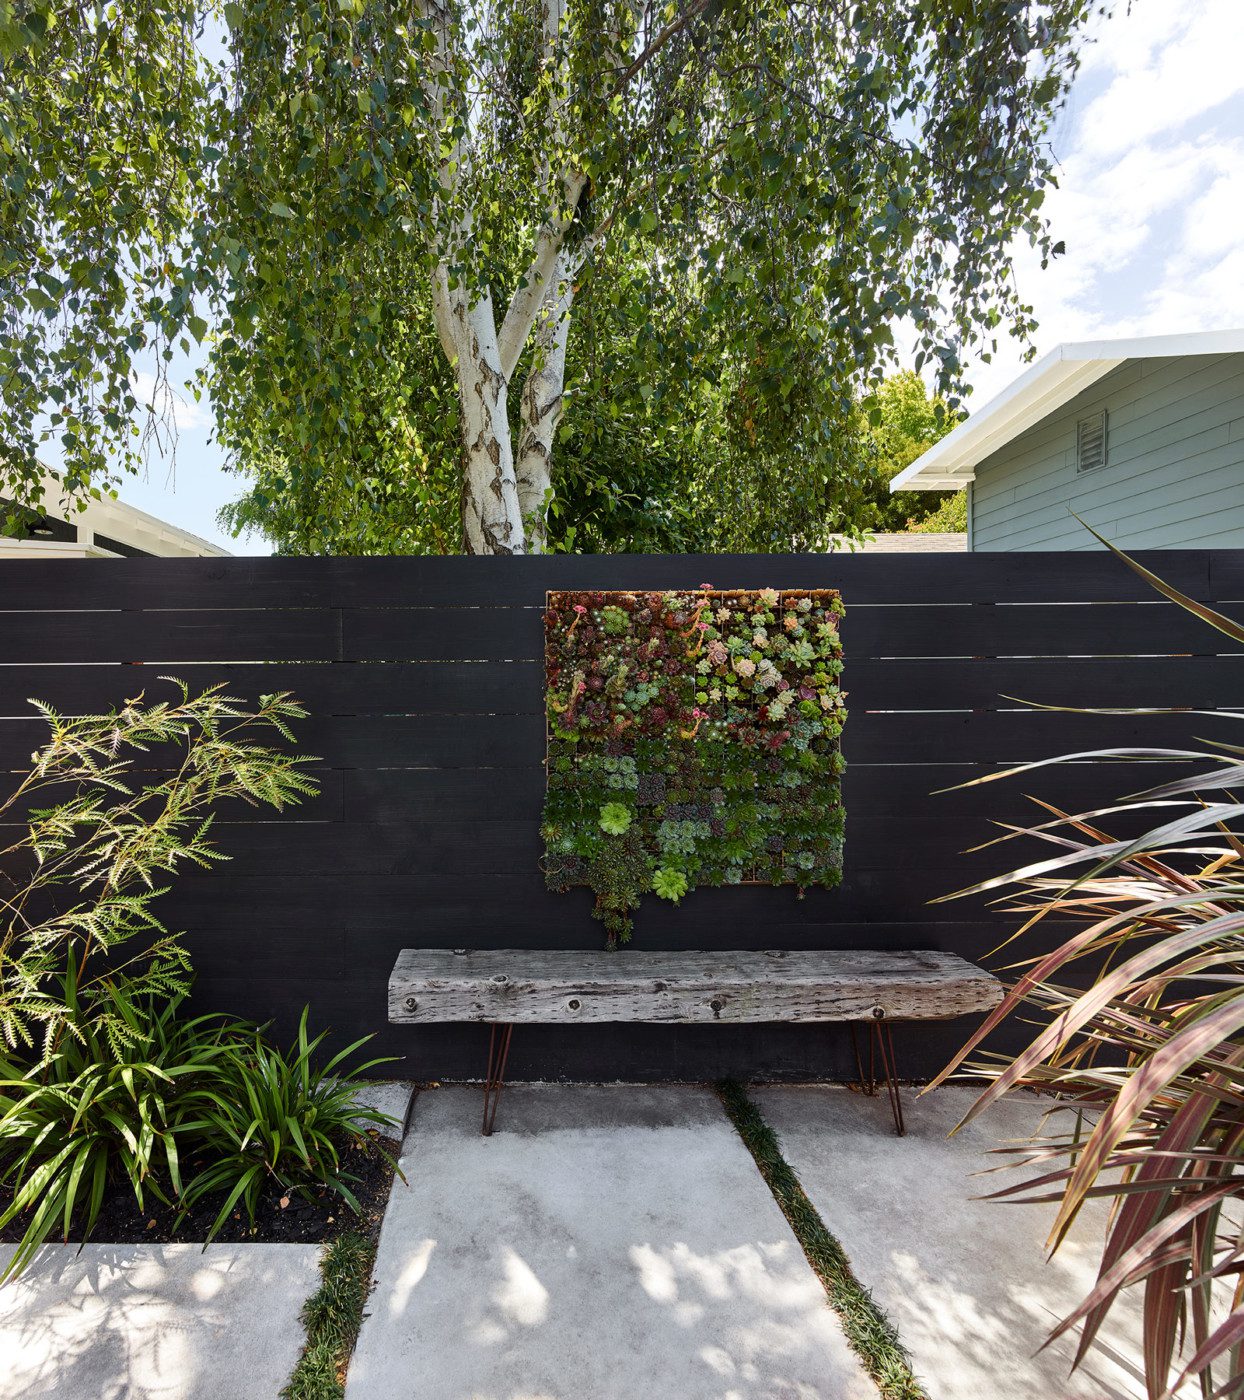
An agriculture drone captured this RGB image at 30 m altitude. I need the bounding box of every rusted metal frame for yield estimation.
[481,1021,514,1136]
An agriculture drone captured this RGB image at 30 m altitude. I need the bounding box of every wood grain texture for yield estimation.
[388,948,1003,1024]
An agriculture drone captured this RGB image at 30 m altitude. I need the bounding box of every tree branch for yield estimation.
[608,0,714,99]
[496,170,587,381]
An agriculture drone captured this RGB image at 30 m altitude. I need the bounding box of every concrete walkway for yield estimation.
[347,1084,875,1400]
[752,1085,1155,1400]
[0,1241,321,1399]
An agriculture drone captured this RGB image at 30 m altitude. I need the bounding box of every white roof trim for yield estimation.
[30,472,230,557]
[891,327,1244,491]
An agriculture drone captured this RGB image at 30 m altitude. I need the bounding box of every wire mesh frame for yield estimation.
[542,587,844,888]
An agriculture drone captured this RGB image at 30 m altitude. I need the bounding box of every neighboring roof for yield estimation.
[844,532,966,553]
[891,328,1244,492]
[11,472,230,558]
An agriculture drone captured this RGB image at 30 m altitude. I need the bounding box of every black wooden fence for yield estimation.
[2,551,1242,1081]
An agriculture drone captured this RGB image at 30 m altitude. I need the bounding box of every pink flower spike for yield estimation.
[693,707,704,718]
[699,583,713,590]
[574,604,587,614]
[697,620,708,630]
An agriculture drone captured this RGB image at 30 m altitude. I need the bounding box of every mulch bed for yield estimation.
[0,1130,402,1248]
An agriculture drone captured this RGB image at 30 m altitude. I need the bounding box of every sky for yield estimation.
[99,0,1244,554]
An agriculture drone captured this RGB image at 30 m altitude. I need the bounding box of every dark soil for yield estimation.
[0,1130,402,1248]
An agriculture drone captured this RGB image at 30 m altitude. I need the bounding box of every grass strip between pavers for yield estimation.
[283,1231,378,1400]
[716,1080,929,1400]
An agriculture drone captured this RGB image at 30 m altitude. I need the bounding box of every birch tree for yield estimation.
[3,1,1109,553]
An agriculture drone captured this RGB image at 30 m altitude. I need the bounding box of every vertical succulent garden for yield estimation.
[542,587,846,948]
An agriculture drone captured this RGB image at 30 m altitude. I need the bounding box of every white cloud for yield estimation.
[958,0,1244,410]
[1073,0,1244,159]
[131,370,213,434]
[1179,166,1244,261]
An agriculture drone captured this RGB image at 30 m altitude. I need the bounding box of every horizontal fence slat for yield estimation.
[847,600,1239,659]
[0,608,341,663]
[343,597,1244,662]
[4,654,1240,724]
[2,549,1238,611]
[0,661,544,718]
[842,707,1226,765]
[154,870,983,930]
[848,655,1244,710]
[343,606,542,662]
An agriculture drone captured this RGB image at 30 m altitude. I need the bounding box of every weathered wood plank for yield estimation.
[388,948,1002,1025]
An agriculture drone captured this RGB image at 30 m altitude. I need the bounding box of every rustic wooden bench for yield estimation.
[389,948,1003,1136]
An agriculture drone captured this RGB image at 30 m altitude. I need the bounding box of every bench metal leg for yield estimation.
[482,1022,514,1136]
[851,1020,905,1137]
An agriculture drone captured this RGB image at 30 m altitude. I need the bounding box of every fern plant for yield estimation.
[0,679,319,1059]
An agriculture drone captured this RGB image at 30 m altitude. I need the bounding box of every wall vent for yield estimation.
[1076,410,1108,473]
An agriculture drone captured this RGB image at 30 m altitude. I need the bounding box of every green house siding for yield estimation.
[970,353,1244,551]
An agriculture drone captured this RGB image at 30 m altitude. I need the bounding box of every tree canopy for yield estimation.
[857,370,962,535]
[2,1,1105,553]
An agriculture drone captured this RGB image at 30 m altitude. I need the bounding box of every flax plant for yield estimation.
[933,538,1244,1400]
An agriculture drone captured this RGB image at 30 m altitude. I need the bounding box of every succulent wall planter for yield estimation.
[542,586,846,948]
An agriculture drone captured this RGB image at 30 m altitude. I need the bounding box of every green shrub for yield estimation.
[179,1010,397,1240]
[0,985,235,1278]
[0,683,395,1277]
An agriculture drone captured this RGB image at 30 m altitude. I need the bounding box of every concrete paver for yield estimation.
[751,1084,1154,1400]
[0,1241,322,1399]
[353,1078,416,1133]
[347,1084,876,1400]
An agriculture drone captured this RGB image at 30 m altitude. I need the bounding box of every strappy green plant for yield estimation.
[0,985,237,1278]
[934,533,1244,1400]
[178,1009,399,1242]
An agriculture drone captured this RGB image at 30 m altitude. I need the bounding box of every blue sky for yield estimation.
[101,0,1244,554]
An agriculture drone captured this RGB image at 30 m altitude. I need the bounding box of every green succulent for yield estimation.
[601,605,630,635]
[652,867,688,902]
[599,802,633,836]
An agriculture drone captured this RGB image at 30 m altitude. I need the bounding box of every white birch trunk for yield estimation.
[455,294,525,555]
[515,259,576,552]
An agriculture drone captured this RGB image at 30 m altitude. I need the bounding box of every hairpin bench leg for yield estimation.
[482,1022,514,1137]
[851,1019,905,1137]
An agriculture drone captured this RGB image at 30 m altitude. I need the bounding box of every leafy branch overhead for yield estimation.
[2,1,1106,553]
